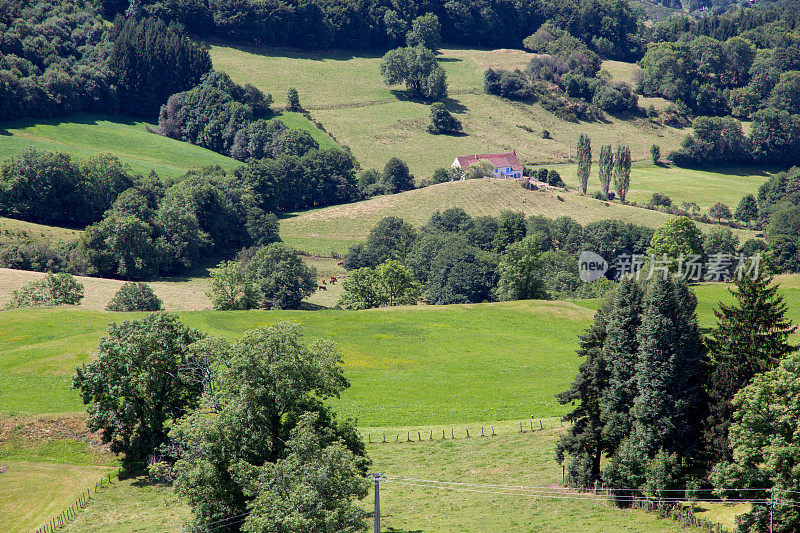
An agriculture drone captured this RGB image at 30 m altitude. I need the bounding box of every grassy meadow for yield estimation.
[0,216,81,245]
[552,163,772,212]
[6,276,799,531]
[0,300,594,425]
[210,45,689,176]
[50,428,714,533]
[0,114,241,179]
[280,177,760,256]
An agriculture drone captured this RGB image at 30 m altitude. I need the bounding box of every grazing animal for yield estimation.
[318,285,327,291]
[322,279,327,285]
[337,261,344,265]
[330,276,337,284]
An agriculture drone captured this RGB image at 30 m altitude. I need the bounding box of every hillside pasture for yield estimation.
[0,300,594,425]
[549,163,771,212]
[279,178,760,256]
[0,217,81,245]
[0,114,241,179]
[210,45,689,176]
[0,268,212,312]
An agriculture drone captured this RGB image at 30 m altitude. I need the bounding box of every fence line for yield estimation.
[34,469,120,533]
[362,417,564,444]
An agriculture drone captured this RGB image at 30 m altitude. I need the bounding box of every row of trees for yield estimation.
[670,110,800,168]
[576,137,632,201]
[557,269,800,531]
[105,0,644,57]
[74,315,369,530]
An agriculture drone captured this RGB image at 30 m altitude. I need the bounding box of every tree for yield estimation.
[207,260,259,310]
[272,129,320,157]
[375,259,422,306]
[240,413,369,533]
[495,236,548,301]
[245,243,316,309]
[405,13,441,50]
[428,102,462,135]
[650,144,661,165]
[462,160,495,180]
[425,237,497,304]
[492,210,527,253]
[73,312,204,471]
[343,216,417,269]
[286,87,301,111]
[613,145,631,202]
[703,271,797,463]
[339,268,383,310]
[605,278,705,494]
[709,202,732,222]
[168,323,366,530]
[382,158,415,193]
[577,134,592,195]
[380,46,448,101]
[734,194,758,227]
[6,272,84,309]
[598,144,613,199]
[599,278,643,456]
[339,260,421,309]
[647,216,704,274]
[556,298,611,487]
[770,70,800,115]
[649,192,672,208]
[106,282,163,311]
[109,16,212,116]
[703,226,738,257]
[710,353,800,533]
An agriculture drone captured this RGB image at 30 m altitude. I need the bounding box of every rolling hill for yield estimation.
[279,177,761,255]
[210,45,691,176]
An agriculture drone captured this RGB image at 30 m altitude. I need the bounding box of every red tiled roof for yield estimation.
[454,151,522,172]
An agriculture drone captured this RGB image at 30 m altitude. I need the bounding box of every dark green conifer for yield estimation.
[702,270,798,461]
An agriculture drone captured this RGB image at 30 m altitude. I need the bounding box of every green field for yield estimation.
[279,177,760,256]
[53,428,713,533]
[0,216,81,245]
[553,162,772,212]
[5,277,797,531]
[211,45,690,176]
[0,111,337,180]
[0,300,593,425]
[0,114,241,179]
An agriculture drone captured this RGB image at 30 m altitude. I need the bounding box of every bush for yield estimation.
[649,192,672,208]
[106,282,163,311]
[428,103,463,135]
[547,169,565,187]
[287,87,301,110]
[6,273,84,309]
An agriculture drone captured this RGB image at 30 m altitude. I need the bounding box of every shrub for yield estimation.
[649,192,672,208]
[106,282,163,311]
[428,102,463,135]
[6,273,84,309]
[547,169,565,187]
[286,87,301,110]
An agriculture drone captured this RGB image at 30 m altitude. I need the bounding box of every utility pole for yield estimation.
[769,488,775,533]
[374,473,381,533]
[568,140,572,160]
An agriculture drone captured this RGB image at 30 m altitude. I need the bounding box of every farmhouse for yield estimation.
[451,151,523,179]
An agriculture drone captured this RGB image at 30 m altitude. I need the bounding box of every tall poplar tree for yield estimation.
[598,144,614,199]
[614,145,632,202]
[702,270,798,462]
[577,134,592,195]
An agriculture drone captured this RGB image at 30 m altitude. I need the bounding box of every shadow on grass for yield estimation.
[209,39,385,61]
[0,112,148,135]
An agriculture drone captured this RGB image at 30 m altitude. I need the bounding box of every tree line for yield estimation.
[0,147,358,279]
[0,3,211,121]
[101,0,643,58]
[557,267,800,532]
